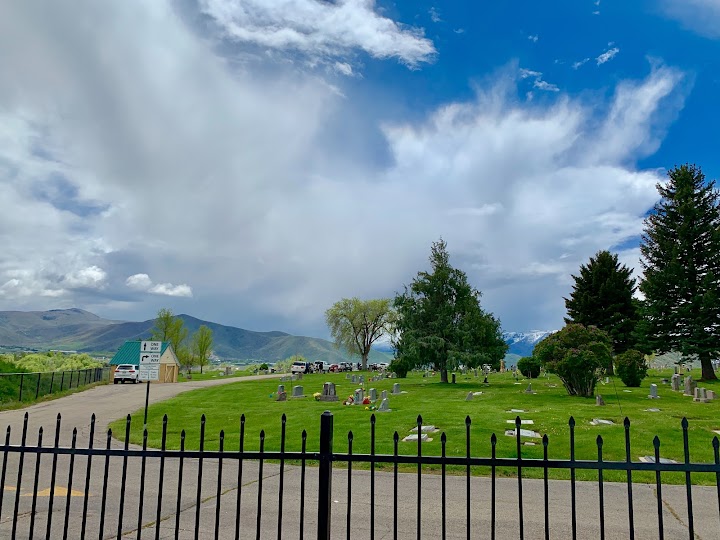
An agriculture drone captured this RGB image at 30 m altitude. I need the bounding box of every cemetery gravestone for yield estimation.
[381,390,388,400]
[671,374,680,392]
[524,383,534,394]
[648,384,659,399]
[292,385,305,398]
[354,388,364,405]
[319,382,338,402]
[277,384,285,394]
[369,388,378,401]
[596,395,605,406]
[378,398,391,412]
[684,376,697,397]
[392,383,401,395]
[465,392,473,401]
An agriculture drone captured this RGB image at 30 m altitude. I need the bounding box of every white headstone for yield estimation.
[369,388,378,401]
[378,398,391,412]
[596,395,606,406]
[392,383,401,395]
[292,385,305,398]
[354,388,364,405]
[648,384,659,399]
[381,390,388,400]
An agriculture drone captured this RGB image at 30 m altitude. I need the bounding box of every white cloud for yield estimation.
[429,7,442,23]
[62,266,106,289]
[660,0,720,38]
[199,0,436,68]
[149,283,193,298]
[126,273,192,297]
[519,68,542,79]
[572,58,590,70]
[333,61,354,76]
[126,274,153,290]
[596,47,620,65]
[528,35,539,43]
[0,2,688,337]
[534,80,559,92]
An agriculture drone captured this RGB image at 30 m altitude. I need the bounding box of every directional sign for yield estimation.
[139,353,161,364]
[140,341,162,353]
[139,365,159,381]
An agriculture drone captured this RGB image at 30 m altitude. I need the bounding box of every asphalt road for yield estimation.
[1,376,718,539]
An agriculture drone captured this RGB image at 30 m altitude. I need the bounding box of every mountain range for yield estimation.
[0,309,391,364]
[0,309,552,365]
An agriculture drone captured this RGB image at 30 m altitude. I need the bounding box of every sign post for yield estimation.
[139,341,161,382]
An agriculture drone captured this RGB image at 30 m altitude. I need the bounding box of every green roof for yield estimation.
[110,341,171,366]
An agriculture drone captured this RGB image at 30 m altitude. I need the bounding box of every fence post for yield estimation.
[35,373,41,399]
[317,411,333,540]
[19,373,24,401]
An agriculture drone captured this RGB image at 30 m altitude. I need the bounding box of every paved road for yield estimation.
[1,377,718,539]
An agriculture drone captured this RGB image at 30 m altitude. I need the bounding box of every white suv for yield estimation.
[291,361,311,374]
[114,364,140,384]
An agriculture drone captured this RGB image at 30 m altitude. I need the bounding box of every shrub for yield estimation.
[389,356,412,378]
[615,349,648,387]
[533,324,612,397]
[259,363,269,371]
[517,356,541,378]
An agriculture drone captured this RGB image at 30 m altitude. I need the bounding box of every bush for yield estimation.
[259,363,269,371]
[615,349,648,387]
[389,356,412,378]
[517,356,541,378]
[533,324,612,397]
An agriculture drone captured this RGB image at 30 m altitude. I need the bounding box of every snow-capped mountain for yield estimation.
[503,331,554,357]
[372,330,554,358]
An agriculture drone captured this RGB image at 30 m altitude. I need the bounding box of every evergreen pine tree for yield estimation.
[393,239,507,382]
[639,164,720,380]
[564,250,638,360]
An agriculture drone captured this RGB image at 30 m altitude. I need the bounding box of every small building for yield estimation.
[109,341,180,383]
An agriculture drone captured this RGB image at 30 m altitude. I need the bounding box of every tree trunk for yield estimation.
[700,354,718,381]
[361,353,369,371]
[440,369,448,383]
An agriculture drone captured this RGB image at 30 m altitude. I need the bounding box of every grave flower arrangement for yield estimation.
[313,392,322,401]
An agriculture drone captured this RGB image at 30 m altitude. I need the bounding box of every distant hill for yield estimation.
[0,309,391,364]
[503,331,553,357]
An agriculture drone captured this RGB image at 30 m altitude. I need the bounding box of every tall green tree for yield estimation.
[151,308,188,357]
[392,239,507,383]
[639,164,720,381]
[325,298,394,370]
[533,324,613,397]
[564,250,638,364]
[191,325,213,374]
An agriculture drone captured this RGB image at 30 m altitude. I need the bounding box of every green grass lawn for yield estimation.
[176,369,256,382]
[112,369,720,484]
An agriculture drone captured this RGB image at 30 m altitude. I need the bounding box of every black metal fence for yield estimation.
[0,411,719,539]
[0,367,110,404]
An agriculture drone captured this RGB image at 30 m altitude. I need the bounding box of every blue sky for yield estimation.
[0,0,719,339]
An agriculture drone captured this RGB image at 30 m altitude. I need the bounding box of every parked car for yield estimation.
[328,364,340,373]
[313,361,328,373]
[339,362,352,372]
[291,361,311,374]
[114,364,139,384]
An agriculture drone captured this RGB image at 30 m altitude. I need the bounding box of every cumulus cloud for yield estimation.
[149,283,193,298]
[533,80,559,92]
[199,0,436,68]
[126,274,153,290]
[62,266,107,289]
[572,58,590,70]
[126,273,192,297]
[0,2,688,336]
[660,0,720,38]
[596,47,620,65]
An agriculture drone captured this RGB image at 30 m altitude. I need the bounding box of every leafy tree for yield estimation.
[564,250,639,365]
[325,298,395,370]
[151,308,188,357]
[639,164,720,381]
[615,350,648,387]
[191,325,213,374]
[176,345,195,375]
[393,239,507,383]
[516,356,541,379]
[533,324,612,397]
